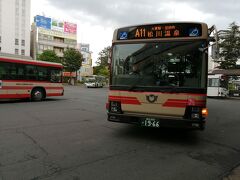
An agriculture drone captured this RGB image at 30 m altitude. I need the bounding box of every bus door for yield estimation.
[0,66,8,98]
[0,80,5,96]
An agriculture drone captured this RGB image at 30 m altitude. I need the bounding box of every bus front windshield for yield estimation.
[85,78,96,83]
[111,40,207,89]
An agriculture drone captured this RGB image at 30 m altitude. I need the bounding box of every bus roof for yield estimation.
[115,21,207,30]
[112,21,209,43]
[0,55,63,68]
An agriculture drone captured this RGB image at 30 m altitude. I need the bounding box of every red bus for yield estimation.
[0,56,64,101]
[107,22,212,130]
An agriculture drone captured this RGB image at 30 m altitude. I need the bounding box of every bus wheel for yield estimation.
[31,88,44,101]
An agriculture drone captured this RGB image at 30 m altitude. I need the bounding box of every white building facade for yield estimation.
[0,0,31,56]
[76,43,93,81]
[208,56,219,72]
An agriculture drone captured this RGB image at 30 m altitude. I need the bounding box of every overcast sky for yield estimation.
[31,0,240,65]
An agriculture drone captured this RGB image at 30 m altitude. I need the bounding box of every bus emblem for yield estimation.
[146,95,158,103]
[189,28,199,37]
[119,32,128,40]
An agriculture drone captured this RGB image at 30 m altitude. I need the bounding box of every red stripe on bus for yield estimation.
[0,57,63,68]
[0,94,30,99]
[2,86,32,90]
[46,93,63,96]
[0,93,63,99]
[2,86,63,90]
[163,99,206,108]
[163,101,187,108]
[3,80,62,83]
[45,87,63,90]
[109,96,141,105]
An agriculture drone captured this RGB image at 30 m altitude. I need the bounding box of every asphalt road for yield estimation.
[0,86,240,180]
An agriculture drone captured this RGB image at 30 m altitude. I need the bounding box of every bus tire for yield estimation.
[31,88,45,101]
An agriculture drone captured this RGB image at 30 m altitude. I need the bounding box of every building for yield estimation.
[31,15,77,59]
[208,29,240,72]
[76,43,93,81]
[208,55,219,72]
[0,0,31,56]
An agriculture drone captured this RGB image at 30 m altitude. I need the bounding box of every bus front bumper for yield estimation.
[108,113,206,130]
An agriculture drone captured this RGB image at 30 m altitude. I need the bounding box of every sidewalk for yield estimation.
[223,165,240,180]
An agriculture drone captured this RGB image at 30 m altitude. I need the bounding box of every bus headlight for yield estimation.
[191,107,201,120]
[191,113,200,119]
[110,101,122,114]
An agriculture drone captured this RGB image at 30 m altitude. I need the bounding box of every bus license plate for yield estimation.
[141,118,160,128]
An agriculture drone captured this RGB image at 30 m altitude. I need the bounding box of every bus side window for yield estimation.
[25,65,37,80]
[16,64,25,80]
[0,62,7,79]
[50,69,62,83]
[37,66,49,81]
[8,64,17,80]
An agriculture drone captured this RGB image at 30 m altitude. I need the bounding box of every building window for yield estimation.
[15,39,19,45]
[44,35,48,40]
[15,8,19,16]
[39,44,44,50]
[22,10,25,16]
[15,49,19,55]
[21,49,25,55]
[21,40,25,46]
[82,47,87,51]
[54,37,64,43]
[15,0,19,6]
[82,58,87,63]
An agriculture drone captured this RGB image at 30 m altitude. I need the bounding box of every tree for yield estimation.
[63,48,83,85]
[38,50,61,63]
[95,46,111,77]
[214,22,240,69]
[96,46,111,66]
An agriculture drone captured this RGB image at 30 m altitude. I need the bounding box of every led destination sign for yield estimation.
[118,23,202,40]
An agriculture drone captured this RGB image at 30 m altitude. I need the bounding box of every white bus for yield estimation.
[207,74,228,97]
[84,75,105,88]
